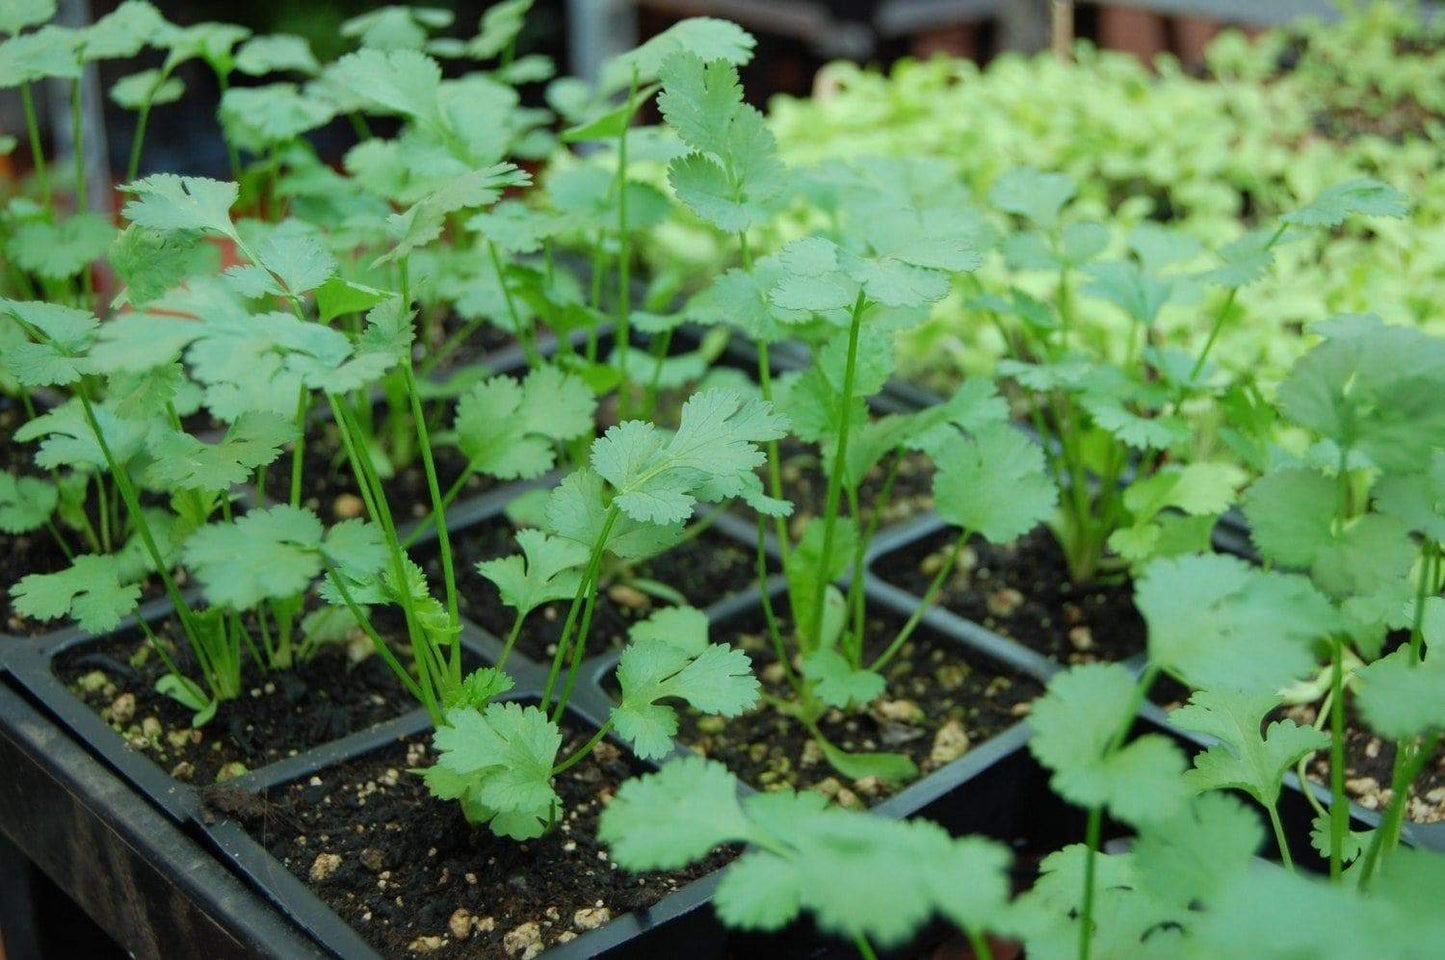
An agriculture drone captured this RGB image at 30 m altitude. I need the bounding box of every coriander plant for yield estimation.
[979,169,1412,584]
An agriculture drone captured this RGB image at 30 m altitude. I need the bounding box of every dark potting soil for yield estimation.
[878,527,1145,667]
[265,417,486,525]
[1280,701,1445,825]
[668,605,1040,806]
[239,724,734,959]
[418,314,519,376]
[56,618,424,785]
[735,441,935,533]
[427,515,773,664]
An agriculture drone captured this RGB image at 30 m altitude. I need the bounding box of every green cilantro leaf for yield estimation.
[0,0,55,36]
[377,163,531,264]
[1283,178,1411,228]
[452,365,595,480]
[321,47,446,131]
[182,504,326,608]
[474,528,587,619]
[1172,688,1328,808]
[1136,554,1337,693]
[109,69,184,109]
[1374,453,1445,542]
[598,756,752,869]
[1274,316,1445,474]
[602,17,754,91]
[800,648,884,709]
[143,412,291,492]
[0,472,56,534]
[10,554,141,634]
[120,174,238,238]
[0,299,97,386]
[219,83,335,151]
[443,668,515,712]
[0,26,81,87]
[1083,260,1173,326]
[470,0,532,59]
[1354,648,1445,740]
[1029,662,1189,824]
[423,702,561,840]
[8,213,115,281]
[234,34,318,76]
[987,167,1075,229]
[1132,792,1264,909]
[544,468,683,560]
[14,399,148,471]
[341,5,451,52]
[612,639,758,759]
[628,604,710,657]
[590,389,788,524]
[108,224,216,305]
[932,424,1056,543]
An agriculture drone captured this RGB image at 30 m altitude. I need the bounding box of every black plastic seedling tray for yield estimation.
[863,510,1445,854]
[3,328,1439,959]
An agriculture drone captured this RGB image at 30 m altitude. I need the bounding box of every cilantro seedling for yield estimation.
[662,54,1052,783]
[978,170,1411,586]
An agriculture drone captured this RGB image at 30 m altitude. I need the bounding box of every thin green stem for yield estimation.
[289,386,308,508]
[844,484,867,666]
[852,934,878,960]
[328,394,439,723]
[967,930,995,960]
[69,79,94,306]
[1079,805,1102,960]
[1296,687,1333,821]
[20,82,52,221]
[322,556,426,704]
[673,502,728,549]
[871,529,968,673]
[639,327,674,420]
[552,718,617,776]
[542,506,618,711]
[487,239,539,367]
[756,516,798,692]
[499,611,525,669]
[400,464,476,549]
[552,553,610,721]
[70,78,86,211]
[43,518,74,561]
[755,340,791,567]
[73,385,202,655]
[1358,734,1439,889]
[214,70,243,182]
[125,67,174,182]
[1409,540,1437,662]
[1267,803,1295,872]
[613,69,638,421]
[807,292,868,649]
[401,357,460,666]
[1328,634,1347,881]
[1189,222,1286,381]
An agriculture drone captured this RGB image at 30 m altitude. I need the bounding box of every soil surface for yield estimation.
[668,604,1040,806]
[1279,702,1443,825]
[238,723,733,959]
[736,441,935,535]
[418,314,519,377]
[877,527,1146,666]
[426,515,773,664]
[57,616,424,784]
[266,417,486,525]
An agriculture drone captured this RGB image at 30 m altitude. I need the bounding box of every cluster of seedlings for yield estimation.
[1,2,1442,957]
